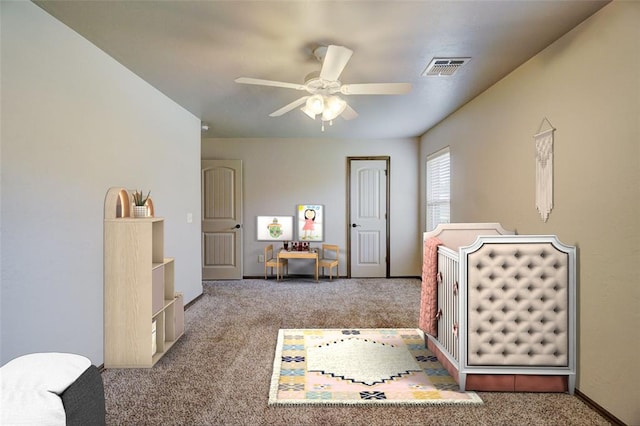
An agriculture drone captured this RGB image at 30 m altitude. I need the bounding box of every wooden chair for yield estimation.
[318,244,339,280]
[264,244,287,279]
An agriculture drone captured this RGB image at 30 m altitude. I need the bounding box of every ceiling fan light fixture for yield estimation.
[322,95,347,121]
[306,94,325,115]
[301,106,317,120]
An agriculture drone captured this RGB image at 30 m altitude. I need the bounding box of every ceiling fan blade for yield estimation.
[319,45,353,81]
[341,104,358,120]
[340,82,412,95]
[235,77,306,91]
[269,96,309,117]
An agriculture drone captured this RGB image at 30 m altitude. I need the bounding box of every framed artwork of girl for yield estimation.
[297,204,323,241]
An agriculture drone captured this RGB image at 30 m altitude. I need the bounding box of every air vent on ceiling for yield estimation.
[422,57,471,77]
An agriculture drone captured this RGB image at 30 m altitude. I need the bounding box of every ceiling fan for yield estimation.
[235,45,411,131]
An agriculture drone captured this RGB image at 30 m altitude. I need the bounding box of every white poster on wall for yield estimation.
[256,216,294,241]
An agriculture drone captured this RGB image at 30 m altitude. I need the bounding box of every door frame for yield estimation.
[346,156,391,278]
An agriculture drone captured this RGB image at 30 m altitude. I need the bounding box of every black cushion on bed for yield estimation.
[61,365,106,426]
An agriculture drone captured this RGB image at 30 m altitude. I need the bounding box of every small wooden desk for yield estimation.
[277,249,318,282]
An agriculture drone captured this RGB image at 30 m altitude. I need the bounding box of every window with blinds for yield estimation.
[426,148,450,231]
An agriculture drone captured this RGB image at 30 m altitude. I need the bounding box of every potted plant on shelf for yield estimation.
[132,190,151,218]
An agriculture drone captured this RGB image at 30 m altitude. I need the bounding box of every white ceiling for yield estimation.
[35,1,609,139]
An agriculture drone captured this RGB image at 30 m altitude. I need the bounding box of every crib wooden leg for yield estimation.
[568,374,576,395]
[459,372,467,391]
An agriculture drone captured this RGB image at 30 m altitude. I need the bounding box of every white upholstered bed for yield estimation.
[419,223,576,393]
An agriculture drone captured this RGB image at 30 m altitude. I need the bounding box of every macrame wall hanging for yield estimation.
[534,118,555,222]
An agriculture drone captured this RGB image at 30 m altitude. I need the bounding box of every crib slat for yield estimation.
[437,248,459,363]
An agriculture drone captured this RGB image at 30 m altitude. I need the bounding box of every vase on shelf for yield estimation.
[131,190,151,218]
[133,205,147,218]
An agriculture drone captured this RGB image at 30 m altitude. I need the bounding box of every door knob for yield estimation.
[351,223,361,228]
[233,224,241,229]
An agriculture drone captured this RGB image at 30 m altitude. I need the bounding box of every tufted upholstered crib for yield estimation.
[419,223,576,393]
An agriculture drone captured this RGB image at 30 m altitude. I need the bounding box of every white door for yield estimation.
[201,160,243,280]
[349,158,388,277]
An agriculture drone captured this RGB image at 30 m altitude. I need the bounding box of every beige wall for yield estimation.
[420,2,639,423]
[1,2,202,365]
[202,137,421,278]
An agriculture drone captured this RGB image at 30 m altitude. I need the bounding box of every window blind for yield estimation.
[426,148,450,231]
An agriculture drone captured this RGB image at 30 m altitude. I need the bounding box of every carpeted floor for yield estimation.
[102,278,609,425]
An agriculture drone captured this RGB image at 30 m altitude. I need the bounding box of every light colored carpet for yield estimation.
[270,328,482,405]
[102,278,609,425]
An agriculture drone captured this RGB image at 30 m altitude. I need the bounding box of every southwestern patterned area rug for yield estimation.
[269,328,482,406]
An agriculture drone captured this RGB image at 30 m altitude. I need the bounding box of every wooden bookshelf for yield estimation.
[104,213,184,368]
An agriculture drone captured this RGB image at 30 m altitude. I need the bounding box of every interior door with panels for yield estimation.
[348,158,389,278]
[201,159,243,280]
